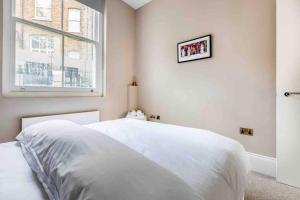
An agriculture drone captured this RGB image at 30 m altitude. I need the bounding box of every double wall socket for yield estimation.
[240,128,254,136]
[149,115,161,120]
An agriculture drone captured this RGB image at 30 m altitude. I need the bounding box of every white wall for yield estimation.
[0,0,136,142]
[136,0,276,157]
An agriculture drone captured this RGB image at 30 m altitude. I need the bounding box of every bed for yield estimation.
[0,142,48,200]
[0,111,249,200]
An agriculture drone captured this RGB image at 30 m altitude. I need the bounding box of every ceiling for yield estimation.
[122,0,153,10]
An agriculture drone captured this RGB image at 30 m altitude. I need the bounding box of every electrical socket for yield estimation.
[149,115,155,119]
[149,115,161,121]
[240,128,254,136]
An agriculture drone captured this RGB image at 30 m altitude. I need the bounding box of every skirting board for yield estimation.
[247,152,276,178]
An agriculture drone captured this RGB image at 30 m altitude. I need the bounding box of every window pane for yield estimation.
[63,0,100,41]
[15,0,62,30]
[64,36,96,88]
[69,9,80,21]
[36,7,52,19]
[36,0,52,8]
[31,37,40,49]
[35,0,52,19]
[15,22,63,87]
[68,21,80,33]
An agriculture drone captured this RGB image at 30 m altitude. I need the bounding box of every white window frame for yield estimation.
[68,8,81,33]
[34,0,52,20]
[2,0,105,97]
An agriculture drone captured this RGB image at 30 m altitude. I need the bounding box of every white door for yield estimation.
[277,0,300,188]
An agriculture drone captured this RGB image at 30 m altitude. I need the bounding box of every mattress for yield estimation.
[0,142,48,200]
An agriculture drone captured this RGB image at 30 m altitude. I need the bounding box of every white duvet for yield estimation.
[16,119,249,200]
[87,119,250,200]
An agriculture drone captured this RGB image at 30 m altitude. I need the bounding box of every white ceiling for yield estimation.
[122,0,153,10]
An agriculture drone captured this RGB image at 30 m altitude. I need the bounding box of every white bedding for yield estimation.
[87,119,250,200]
[17,120,200,200]
[0,142,48,200]
[0,119,249,200]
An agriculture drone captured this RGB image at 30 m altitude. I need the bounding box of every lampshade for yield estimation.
[128,85,138,111]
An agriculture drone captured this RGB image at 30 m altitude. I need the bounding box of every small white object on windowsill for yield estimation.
[126,110,147,121]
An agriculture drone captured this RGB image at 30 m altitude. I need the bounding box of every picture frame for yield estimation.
[177,35,212,63]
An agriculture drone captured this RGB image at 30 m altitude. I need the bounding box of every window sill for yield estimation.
[32,17,52,22]
[2,91,104,98]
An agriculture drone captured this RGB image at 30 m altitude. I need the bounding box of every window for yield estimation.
[35,0,52,20]
[3,0,103,97]
[30,35,54,54]
[68,9,81,33]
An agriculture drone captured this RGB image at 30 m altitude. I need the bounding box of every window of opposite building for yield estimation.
[35,0,52,20]
[68,8,81,33]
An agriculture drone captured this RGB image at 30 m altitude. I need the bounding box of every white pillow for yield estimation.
[16,120,77,200]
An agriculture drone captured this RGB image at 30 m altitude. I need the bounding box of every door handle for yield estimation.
[284,92,300,97]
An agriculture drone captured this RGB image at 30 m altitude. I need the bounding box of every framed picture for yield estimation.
[177,35,212,63]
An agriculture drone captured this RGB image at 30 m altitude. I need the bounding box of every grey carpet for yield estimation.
[245,173,300,200]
